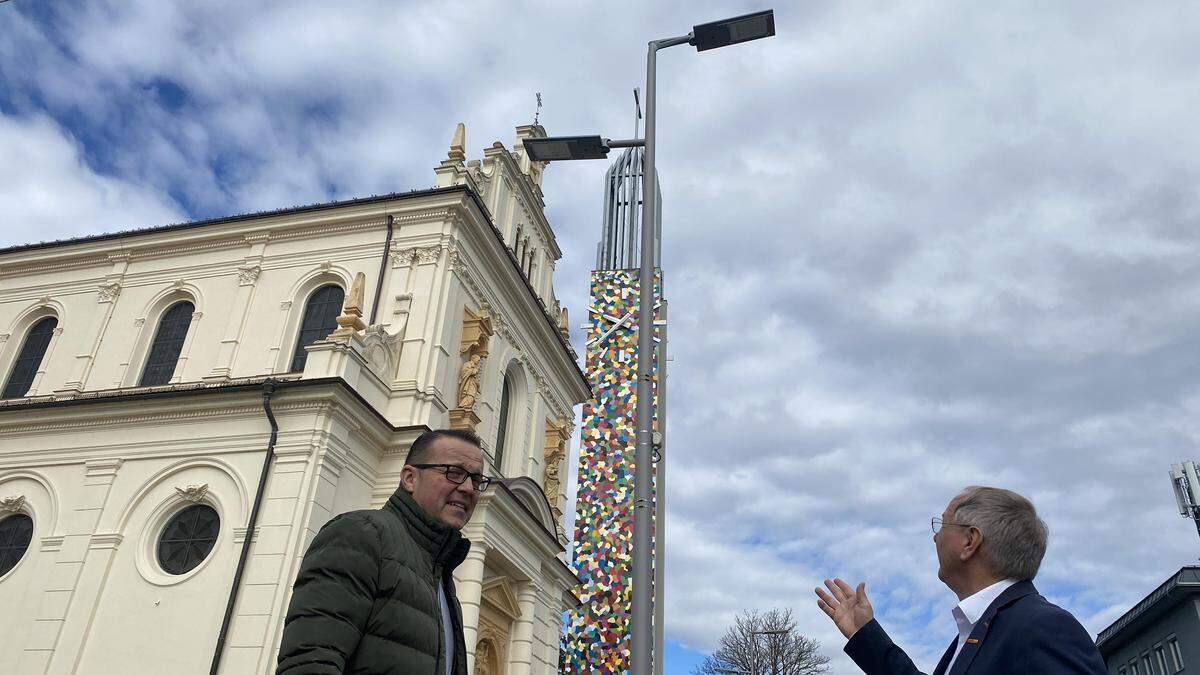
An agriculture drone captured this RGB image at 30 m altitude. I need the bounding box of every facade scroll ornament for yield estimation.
[237,265,262,286]
[97,283,121,303]
[174,484,209,503]
[0,495,26,514]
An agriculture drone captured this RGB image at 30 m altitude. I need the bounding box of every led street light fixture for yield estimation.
[691,10,776,52]
[523,135,611,161]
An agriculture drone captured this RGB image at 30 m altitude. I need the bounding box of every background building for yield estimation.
[0,123,588,674]
[1096,566,1197,675]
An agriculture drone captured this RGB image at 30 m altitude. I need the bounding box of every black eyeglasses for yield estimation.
[409,464,492,492]
[931,517,973,534]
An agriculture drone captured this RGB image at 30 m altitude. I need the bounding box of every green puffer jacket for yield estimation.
[276,486,471,675]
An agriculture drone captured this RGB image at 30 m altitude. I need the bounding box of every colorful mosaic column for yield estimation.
[566,269,661,673]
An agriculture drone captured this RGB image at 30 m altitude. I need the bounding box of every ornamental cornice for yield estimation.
[0,403,262,434]
[0,255,110,279]
[0,397,343,435]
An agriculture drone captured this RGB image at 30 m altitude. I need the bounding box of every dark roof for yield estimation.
[1095,566,1200,651]
[0,186,463,256]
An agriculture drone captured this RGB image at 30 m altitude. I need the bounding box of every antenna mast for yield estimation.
[1170,461,1200,544]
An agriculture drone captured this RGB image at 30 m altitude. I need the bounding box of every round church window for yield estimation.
[156,504,219,575]
[0,513,33,577]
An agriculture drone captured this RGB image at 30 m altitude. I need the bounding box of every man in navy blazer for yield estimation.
[814,486,1105,674]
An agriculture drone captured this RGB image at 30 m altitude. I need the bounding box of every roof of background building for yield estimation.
[1096,566,1200,652]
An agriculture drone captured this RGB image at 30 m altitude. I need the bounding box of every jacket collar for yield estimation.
[944,580,1039,675]
[387,486,472,571]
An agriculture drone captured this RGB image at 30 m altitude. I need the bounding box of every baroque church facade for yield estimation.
[0,124,588,674]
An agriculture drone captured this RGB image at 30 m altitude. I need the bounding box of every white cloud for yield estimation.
[0,114,183,248]
[4,2,1200,673]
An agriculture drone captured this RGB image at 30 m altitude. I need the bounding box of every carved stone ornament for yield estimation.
[331,272,368,335]
[459,306,494,358]
[174,484,209,503]
[38,295,51,306]
[542,419,570,519]
[279,300,293,311]
[415,246,442,265]
[0,495,26,514]
[0,334,8,344]
[456,353,484,411]
[97,282,121,303]
[237,265,262,285]
[390,245,418,267]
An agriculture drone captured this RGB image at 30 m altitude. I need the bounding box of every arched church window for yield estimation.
[494,373,515,473]
[2,316,57,398]
[157,504,219,575]
[139,301,194,386]
[0,513,33,577]
[289,284,345,373]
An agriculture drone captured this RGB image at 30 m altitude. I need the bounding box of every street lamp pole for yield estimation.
[631,32,690,675]
[520,13,774,672]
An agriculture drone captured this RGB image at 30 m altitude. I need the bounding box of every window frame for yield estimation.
[288,283,345,373]
[2,316,58,398]
[1167,636,1184,672]
[494,372,515,474]
[0,512,34,579]
[138,300,196,386]
[155,503,220,577]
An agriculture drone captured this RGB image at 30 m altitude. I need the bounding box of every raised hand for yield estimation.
[814,578,874,639]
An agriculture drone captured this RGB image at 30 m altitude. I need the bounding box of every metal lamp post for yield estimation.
[752,629,788,675]
[524,11,775,672]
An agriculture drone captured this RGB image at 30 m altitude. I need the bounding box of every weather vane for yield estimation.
[534,92,542,125]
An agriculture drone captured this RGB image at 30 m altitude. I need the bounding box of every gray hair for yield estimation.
[952,486,1048,581]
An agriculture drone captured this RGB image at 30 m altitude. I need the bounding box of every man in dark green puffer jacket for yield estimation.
[277,429,491,674]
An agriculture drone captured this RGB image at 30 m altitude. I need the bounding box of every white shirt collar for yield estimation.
[951,578,1019,638]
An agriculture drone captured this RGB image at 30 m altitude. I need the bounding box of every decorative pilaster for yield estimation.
[206,264,262,381]
[28,458,124,674]
[57,283,121,394]
[455,544,488,675]
[508,584,538,674]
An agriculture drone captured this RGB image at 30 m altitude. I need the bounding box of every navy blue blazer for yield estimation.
[844,581,1105,675]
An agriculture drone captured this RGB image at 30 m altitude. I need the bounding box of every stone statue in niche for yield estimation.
[457,353,483,410]
[542,418,570,521]
[449,306,494,432]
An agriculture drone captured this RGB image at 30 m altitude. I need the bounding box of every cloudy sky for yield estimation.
[5,1,1200,672]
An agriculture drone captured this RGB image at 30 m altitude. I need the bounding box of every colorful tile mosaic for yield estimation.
[566,269,662,674]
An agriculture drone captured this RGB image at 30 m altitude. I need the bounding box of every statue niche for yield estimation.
[448,306,494,432]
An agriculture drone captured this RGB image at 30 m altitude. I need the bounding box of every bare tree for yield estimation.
[693,608,830,675]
